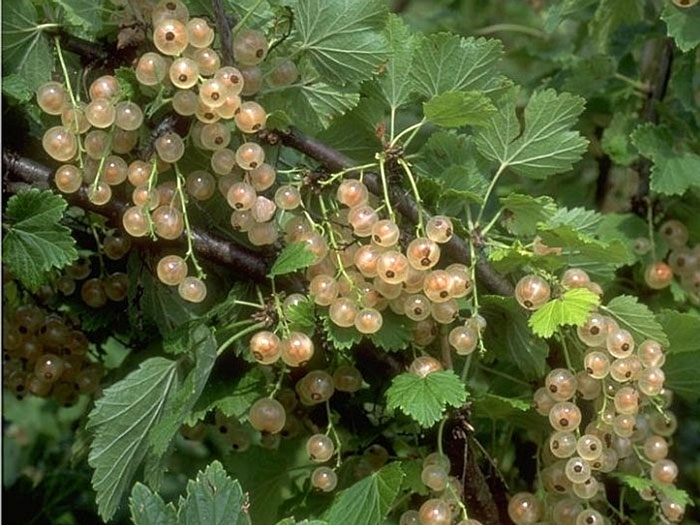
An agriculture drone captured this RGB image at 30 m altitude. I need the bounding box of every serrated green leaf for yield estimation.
[269,243,316,277]
[472,393,528,416]
[324,463,404,525]
[55,0,104,35]
[661,4,700,52]
[488,243,564,274]
[3,189,77,291]
[261,83,360,133]
[548,207,603,236]
[543,0,597,33]
[115,66,138,100]
[529,288,601,338]
[318,97,384,162]
[322,314,363,350]
[189,367,267,425]
[475,88,588,179]
[411,33,504,98]
[293,0,388,84]
[560,54,615,97]
[287,297,316,333]
[663,350,700,402]
[2,73,32,102]
[376,15,415,110]
[657,310,700,354]
[612,473,693,507]
[2,0,53,90]
[87,357,180,521]
[386,371,466,427]
[130,483,178,525]
[179,461,250,525]
[480,296,549,380]
[602,295,669,346]
[589,0,643,52]
[438,163,489,205]
[500,194,558,236]
[423,91,496,128]
[631,123,700,196]
[370,311,411,352]
[399,459,429,496]
[149,327,217,457]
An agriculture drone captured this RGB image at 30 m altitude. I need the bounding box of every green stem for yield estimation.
[174,163,206,279]
[318,162,377,187]
[376,155,396,222]
[474,23,545,38]
[437,417,447,458]
[234,299,265,309]
[476,164,506,226]
[90,128,114,197]
[390,118,426,147]
[389,106,396,142]
[398,159,425,235]
[558,329,574,373]
[480,208,504,236]
[646,198,657,260]
[89,220,106,278]
[270,279,291,336]
[477,364,531,387]
[145,160,159,240]
[614,73,649,92]
[269,366,287,398]
[54,37,84,167]
[325,400,342,467]
[217,321,266,356]
[319,196,360,300]
[460,354,473,383]
[232,0,266,32]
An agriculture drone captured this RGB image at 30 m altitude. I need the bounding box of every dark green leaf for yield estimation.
[3,189,77,291]
[602,295,669,346]
[322,314,363,351]
[612,473,693,507]
[269,243,316,277]
[189,368,267,425]
[423,91,496,128]
[55,0,105,35]
[324,463,404,525]
[661,4,700,53]
[500,194,558,236]
[662,350,700,402]
[129,483,178,525]
[370,311,412,352]
[657,310,700,354]
[376,15,415,110]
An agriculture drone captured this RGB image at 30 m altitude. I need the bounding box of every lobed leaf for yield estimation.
[423,91,496,128]
[269,243,317,277]
[529,288,601,339]
[602,295,669,346]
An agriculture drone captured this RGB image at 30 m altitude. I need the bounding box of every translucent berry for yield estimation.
[43,126,78,162]
[235,142,265,170]
[227,182,256,210]
[426,215,453,243]
[333,365,363,392]
[561,268,590,289]
[606,328,634,358]
[81,278,107,308]
[235,101,266,133]
[186,17,214,48]
[584,350,610,379]
[54,165,83,193]
[311,466,337,492]
[423,270,453,303]
[448,326,478,355]
[153,18,188,55]
[406,237,440,270]
[102,155,128,185]
[157,255,188,285]
[85,98,116,128]
[249,331,280,364]
[576,313,608,347]
[329,297,357,327]
[36,82,66,115]
[643,435,668,461]
[135,52,168,86]
[249,397,286,433]
[431,299,458,324]
[421,464,448,491]
[371,220,400,247]
[233,29,268,65]
[409,356,443,378]
[104,272,128,301]
[446,264,472,298]
[515,275,550,310]
[337,180,369,208]
[550,430,577,458]
[122,206,149,237]
[507,492,542,524]
[644,261,673,289]
[348,205,378,237]
[306,434,334,462]
[549,402,581,431]
[153,205,184,239]
[155,132,185,163]
[280,332,314,367]
[274,185,301,210]
[354,308,383,334]
[251,195,276,222]
[215,66,244,95]
[179,277,207,303]
[418,498,452,525]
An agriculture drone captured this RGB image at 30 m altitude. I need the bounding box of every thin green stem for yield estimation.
[460,353,473,383]
[325,400,342,468]
[232,0,266,32]
[477,364,532,387]
[474,23,545,38]
[466,206,486,358]
[398,159,425,235]
[614,73,649,92]
[271,279,291,336]
[437,417,447,458]
[480,208,504,236]
[646,199,657,260]
[174,163,206,279]
[89,220,106,278]
[318,162,377,187]
[145,160,159,239]
[390,118,426,147]
[558,329,575,373]
[376,154,396,222]
[89,128,114,197]
[269,366,287,398]
[217,321,266,356]
[476,164,506,226]
[389,106,396,142]
[54,37,84,168]
[234,299,265,309]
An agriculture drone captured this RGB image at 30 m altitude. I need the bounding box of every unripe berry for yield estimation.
[644,261,673,289]
[333,365,363,392]
[81,278,107,308]
[561,268,590,289]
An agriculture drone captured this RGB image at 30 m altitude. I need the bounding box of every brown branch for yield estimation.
[263,127,515,296]
[2,151,269,281]
[212,0,235,67]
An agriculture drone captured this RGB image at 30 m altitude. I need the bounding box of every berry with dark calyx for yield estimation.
[515,274,550,310]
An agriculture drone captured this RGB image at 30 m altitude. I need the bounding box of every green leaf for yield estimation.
[3,189,77,291]
[386,371,467,427]
[324,463,404,525]
[602,295,669,346]
[475,88,588,179]
[480,296,549,380]
[488,243,564,275]
[318,97,384,162]
[411,33,504,98]
[612,473,693,507]
[1,0,53,90]
[261,83,360,133]
[276,520,328,525]
[589,0,643,52]
[286,296,316,333]
[529,288,601,339]
[661,4,700,52]
[631,123,700,196]
[190,368,267,425]
[2,73,32,102]
[293,0,388,84]
[500,194,558,236]
[130,483,178,525]
[438,163,489,205]
[423,91,496,128]
[657,310,700,354]
[269,243,316,277]
[560,54,615,98]
[664,350,700,402]
[55,0,104,35]
[548,207,603,236]
[601,113,640,166]
[179,461,250,525]
[376,15,415,110]
[322,313,363,350]
[115,66,138,100]
[149,327,217,457]
[87,357,179,521]
[472,393,549,432]
[370,311,412,352]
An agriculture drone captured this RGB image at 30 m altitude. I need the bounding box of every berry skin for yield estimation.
[371,220,400,248]
[354,308,383,334]
[576,313,608,347]
[406,237,441,270]
[576,434,603,461]
[235,142,265,170]
[549,430,577,458]
[227,182,257,211]
[549,402,582,431]
[306,434,334,462]
[583,350,610,379]
[104,272,129,301]
[235,101,267,133]
[192,47,221,76]
[561,268,590,289]
[89,75,121,101]
[249,163,276,191]
[34,354,64,383]
[514,275,550,310]
[43,126,78,162]
[155,132,185,163]
[186,171,216,201]
[280,332,314,367]
[423,270,453,303]
[153,206,184,240]
[85,98,116,128]
[446,264,472,298]
[249,331,280,364]
[507,492,542,525]
[81,278,107,308]
[309,275,339,306]
[169,57,199,89]
[153,18,189,56]
[449,326,478,355]
[643,435,668,461]
[644,261,673,289]
[310,466,337,492]
[186,17,214,48]
[178,277,207,303]
[332,365,363,392]
[37,82,67,115]
[157,255,188,286]
[348,205,378,237]
[199,78,228,108]
[248,398,286,434]
[409,356,443,378]
[418,498,452,525]
[606,328,635,358]
[376,250,409,284]
[233,29,269,65]
[329,297,357,327]
[545,368,577,401]
[173,89,199,116]
[426,215,453,244]
[135,52,168,86]
[404,294,431,321]
[122,206,149,237]
[114,101,144,131]
[54,165,83,194]
[274,185,301,210]
[337,180,369,208]
[251,196,276,223]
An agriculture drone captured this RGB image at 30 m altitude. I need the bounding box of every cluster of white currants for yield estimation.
[508,267,682,524]
[633,219,699,301]
[3,303,103,406]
